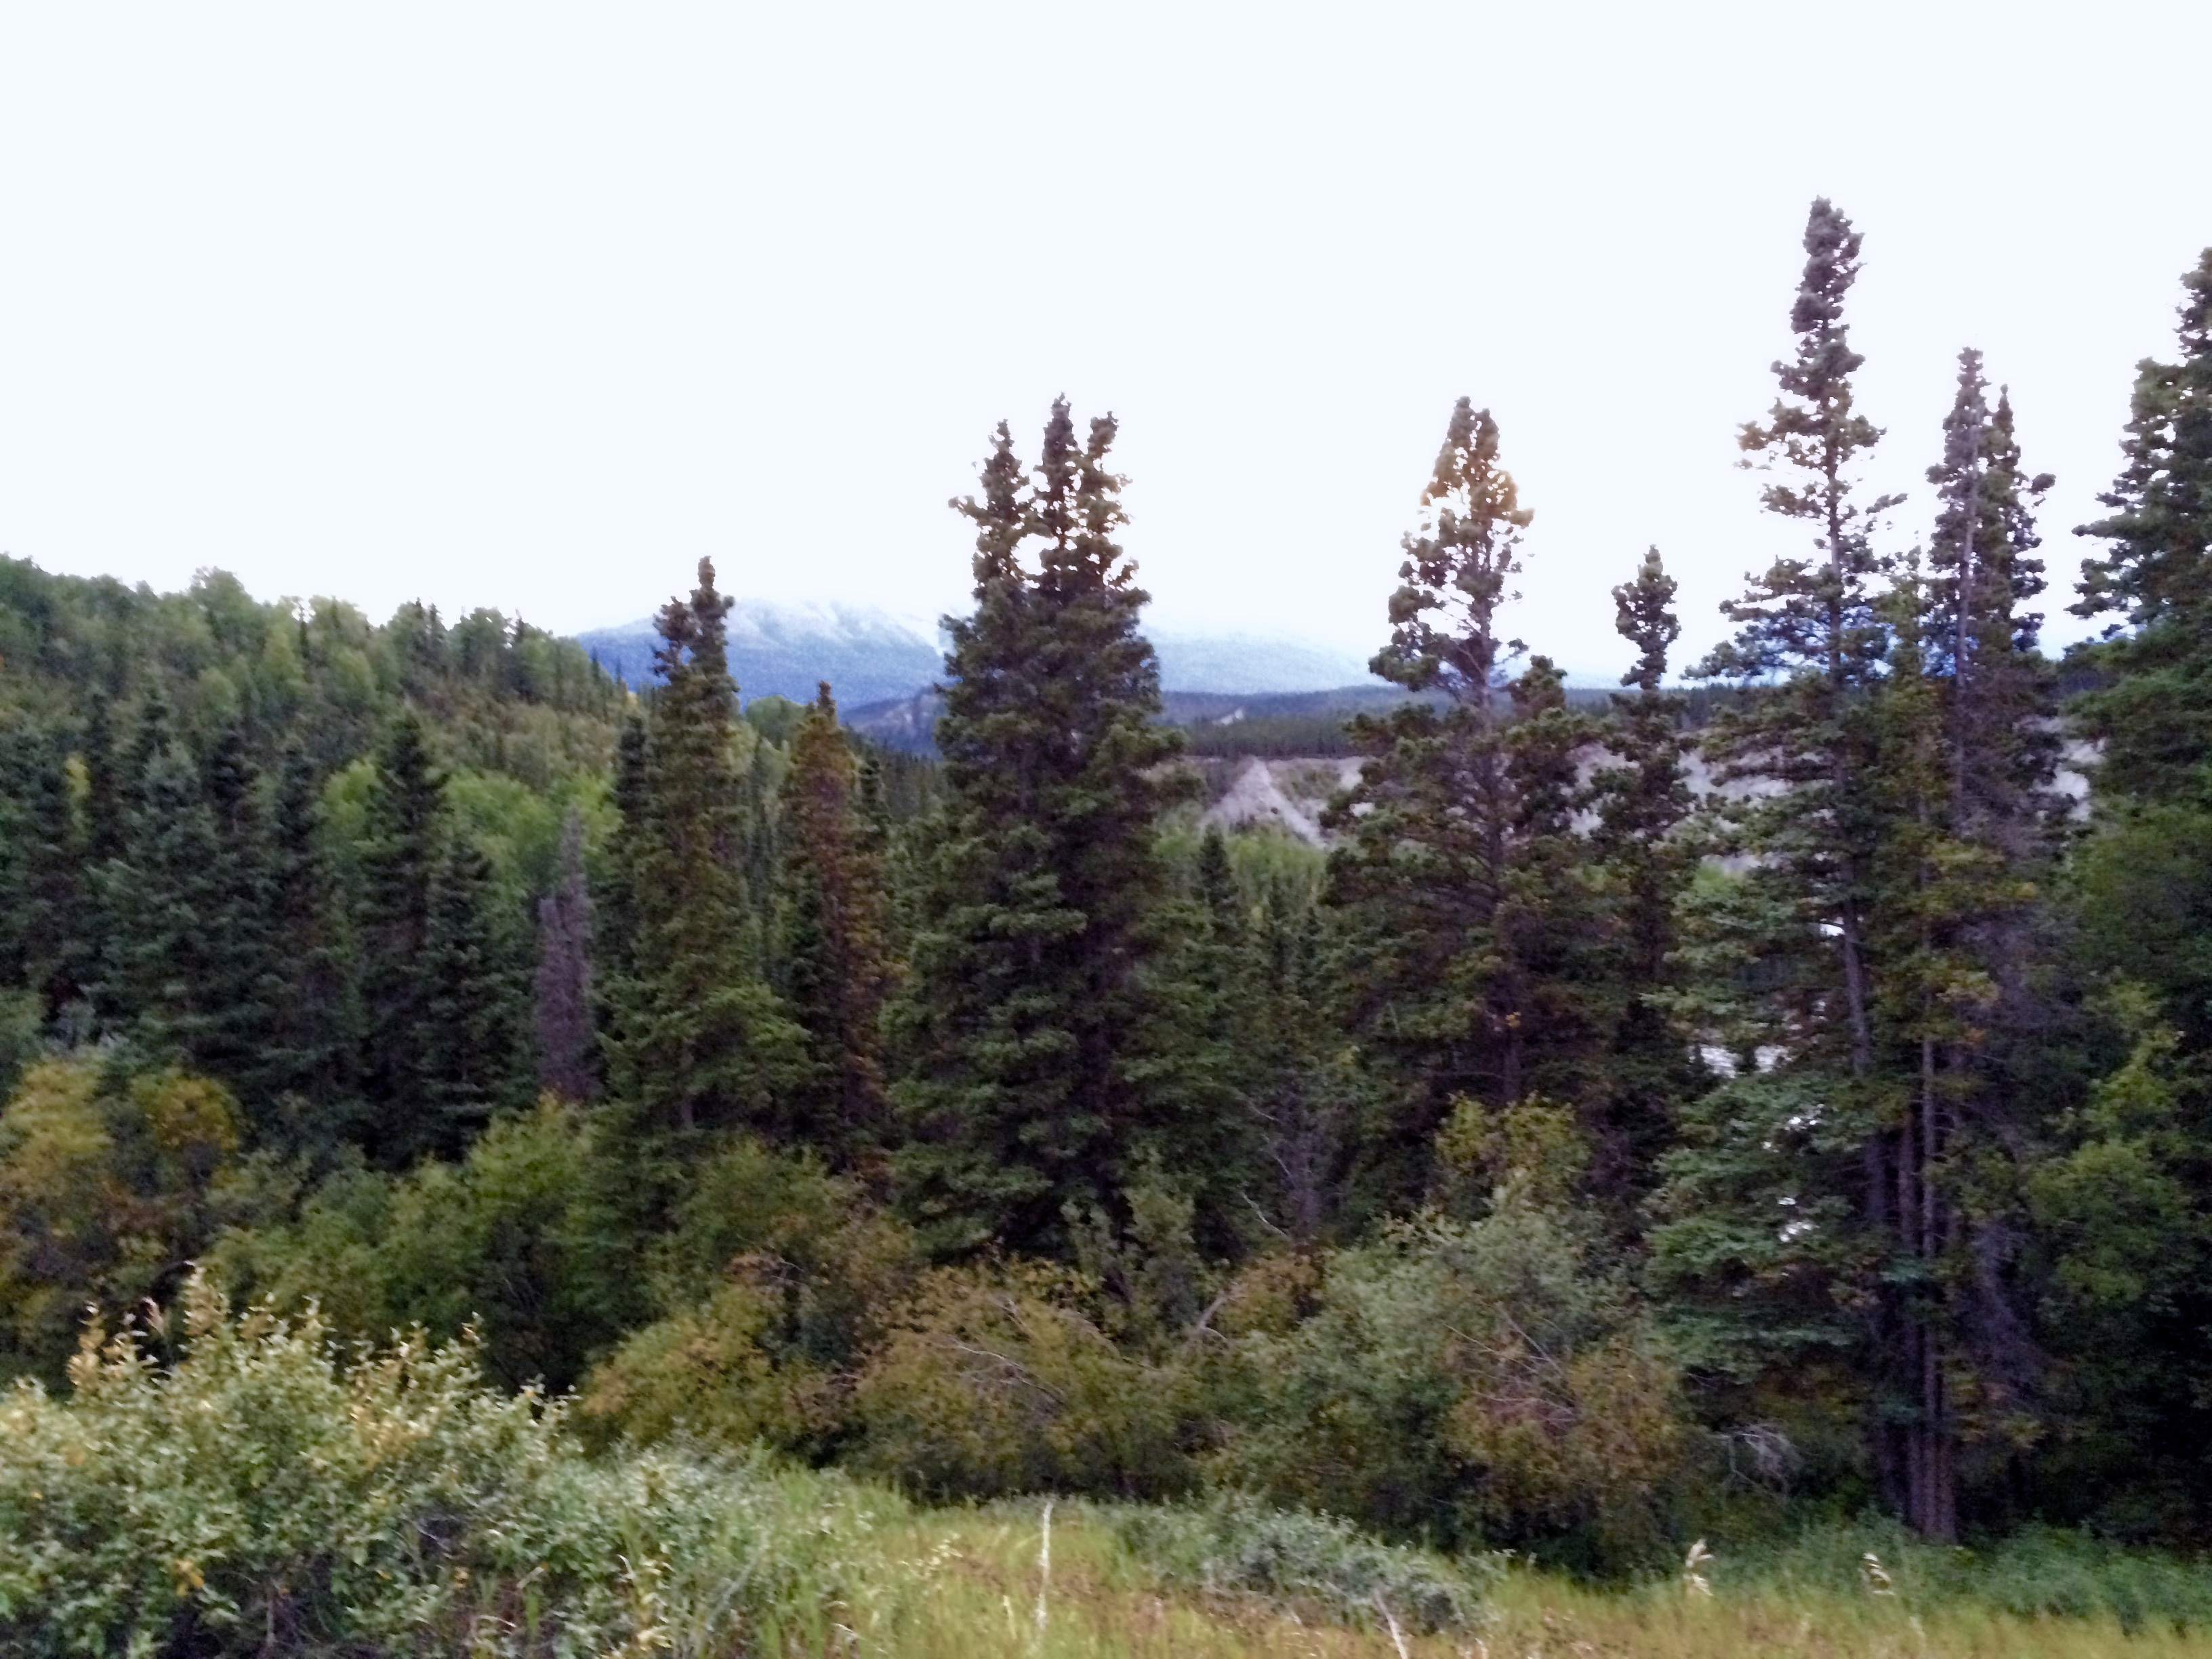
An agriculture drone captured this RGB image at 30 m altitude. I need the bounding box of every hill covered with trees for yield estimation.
[7,202,2212,1643]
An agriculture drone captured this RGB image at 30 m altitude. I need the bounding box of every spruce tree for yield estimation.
[2074,247,2212,804]
[773,683,894,1167]
[1589,549,1698,1209]
[1928,352,2059,838]
[891,403,1187,1254]
[0,724,84,1025]
[1874,357,2056,1538]
[193,722,280,1089]
[1323,399,1605,1212]
[417,832,528,1155]
[603,558,801,1135]
[1699,197,1898,1082]
[535,805,598,1101]
[356,710,446,1159]
[256,739,354,1130]
[103,724,226,1065]
[1654,198,1915,1521]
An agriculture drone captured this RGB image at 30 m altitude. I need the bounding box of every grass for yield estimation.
[834,1506,2212,1658]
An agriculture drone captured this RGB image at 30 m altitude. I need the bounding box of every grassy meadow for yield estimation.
[842,1507,2212,1659]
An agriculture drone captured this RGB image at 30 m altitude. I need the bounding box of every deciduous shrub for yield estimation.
[0,1273,889,1658]
[1107,1492,1496,1633]
[851,1260,1205,1500]
[0,1057,264,1382]
[1213,1189,1691,1565]
[576,1136,916,1454]
[211,1099,650,1392]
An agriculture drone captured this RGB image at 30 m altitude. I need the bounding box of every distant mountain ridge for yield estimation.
[575,598,1382,705]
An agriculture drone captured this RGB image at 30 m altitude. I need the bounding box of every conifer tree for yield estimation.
[193,722,279,1088]
[1699,197,1898,1080]
[1869,359,2056,1538]
[535,806,597,1102]
[356,710,446,1157]
[2074,247,2212,804]
[1928,352,2059,838]
[255,739,354,1127]
[773,684,895,1166]
[103,722,226,1065]
[417,832,528,1155]
[597,711,649,998]
[1655,198,1919,1521]
[0,725,84,1025]
[1324,399,1605,1211]
[1589,549,1698,1208]
[603,559,800,1134]
[892,403,1187,1254]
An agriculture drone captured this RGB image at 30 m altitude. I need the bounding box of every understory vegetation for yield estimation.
[7,201,2212,1652]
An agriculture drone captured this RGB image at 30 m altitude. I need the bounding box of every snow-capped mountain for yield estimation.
[574,600,1382,704]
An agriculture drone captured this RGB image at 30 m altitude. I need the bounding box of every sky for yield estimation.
[1,3,2208,678]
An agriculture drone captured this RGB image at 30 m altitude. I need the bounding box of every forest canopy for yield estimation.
[6,203,2212,1576]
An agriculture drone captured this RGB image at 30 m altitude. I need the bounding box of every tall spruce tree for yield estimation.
[1323,399,1606,1212]
[1876,355,2056,1538]
[1929,353,2059,839]
[1654,198,1920,1521]
[535,806,597,1102]
[1589,549,1698,1210]
[891,403,1187,1255]
[773,684,895,1168]
[603,559,801,1135]
[2073,247,2212,804]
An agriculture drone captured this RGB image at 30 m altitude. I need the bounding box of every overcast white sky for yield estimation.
[2,3,2208,677]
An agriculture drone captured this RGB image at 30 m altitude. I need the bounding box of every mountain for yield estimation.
[1147,630,1377,695]
[575,601,943,708]
[575,600,1384,705]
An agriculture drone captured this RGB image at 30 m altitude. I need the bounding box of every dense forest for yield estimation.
[7,198,2212,1588]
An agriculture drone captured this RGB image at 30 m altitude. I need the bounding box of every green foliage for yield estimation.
[0,1275,888,1658]
[892,403,1191,1256]
[577,1135,914,1453]
[1107,1492,1496,1633]
[602,560,802,1137]
[851,1258,1205,1501]
[1326,401,1610,1213]
[0,1057,268,1383]
[2074,247,2212,806]
[1214,1191,1689,1566]
[773,684,896,1166]
[214,1100,649,1393]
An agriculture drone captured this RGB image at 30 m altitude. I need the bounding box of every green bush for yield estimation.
[1106,1492,1496,1633]
[850,1260,1204,1501]
[0,1273,892,1658]
[212,1099,650,1392]
[576,1136,916,1454]
[1213,1187,1690,1565]
[0,1057,273,1382]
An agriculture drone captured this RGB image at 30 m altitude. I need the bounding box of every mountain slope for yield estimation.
[577,600,1381,705]
[575,601,943,708]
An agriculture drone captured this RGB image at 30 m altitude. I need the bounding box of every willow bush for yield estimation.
[0,1274,889,1658]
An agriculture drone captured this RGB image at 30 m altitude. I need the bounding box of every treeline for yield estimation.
[4,201,2212,1565]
